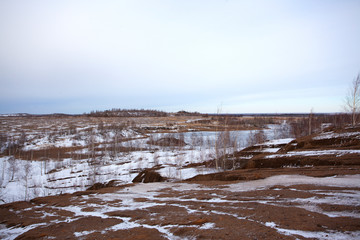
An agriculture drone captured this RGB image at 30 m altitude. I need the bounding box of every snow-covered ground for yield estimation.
[0,122,290,203]
[265,149,360,158]
[314,131,360,140]
[0,148,217,203]
[227,174,360,192]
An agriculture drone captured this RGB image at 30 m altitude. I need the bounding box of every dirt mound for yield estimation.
[87,180,123,190]
[246,153,360,169]
[280,128,360,152]
[239,126,360,169]
[208,141,289,170]
[147,137,186,147]
[204,126,360,174]
[132,170,166,183]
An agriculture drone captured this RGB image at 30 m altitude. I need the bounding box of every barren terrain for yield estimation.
[0,114,360,239]
[1,173,359,239]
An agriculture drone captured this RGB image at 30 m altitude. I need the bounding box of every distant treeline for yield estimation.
[207,113,343,118]
[86,108,169,117]
[0,109,203,118]
[174,110,203,116]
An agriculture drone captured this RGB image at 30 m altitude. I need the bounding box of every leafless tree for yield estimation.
[87,130,96,160]
[308,108,314,135]
[1,157,6,181]
[98,121,104,134]
[247,129,266,147]
[175,154,184,179]
[190,132,198,147]
[177,132,185,150]
[112,130,122,159]
[23,161,32,201]
[344,74,360,126]
[18,131,27,146]
[0,133,7,153]
[231,134,239,170]
[88,158,100,186]
[214,106,222,170]
[8,156,18,181]
[153,152,159,166]
[219,129,230,170]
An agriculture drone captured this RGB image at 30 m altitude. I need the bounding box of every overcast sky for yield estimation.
[1,0,359,114]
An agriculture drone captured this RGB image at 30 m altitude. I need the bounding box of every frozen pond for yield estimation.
[125,123,291,149]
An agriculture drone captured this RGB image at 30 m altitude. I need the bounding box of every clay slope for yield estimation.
[188,125,360,182]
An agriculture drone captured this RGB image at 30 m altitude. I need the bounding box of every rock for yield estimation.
[132,170,165,183]
[86,180,121,190]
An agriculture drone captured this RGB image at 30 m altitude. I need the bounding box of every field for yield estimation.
[0,113,359,239]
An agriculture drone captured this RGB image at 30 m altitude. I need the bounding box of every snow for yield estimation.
[0,129,353,204]
[227,174,360,192]
[104,219,140,231]
[265,221,277,228]
[0,119,323,205]
[199,222,216,229]
[314,131,360,140]
[256,148,280,153]
[0,223,48,240]
[266,149,360,158]
[259,138,294,146]
[0,145,215,203]
[271,226,360,240]
[1,174,360,240]
[74,230,96,237]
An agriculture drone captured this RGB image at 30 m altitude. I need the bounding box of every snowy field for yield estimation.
[0,122,289,203]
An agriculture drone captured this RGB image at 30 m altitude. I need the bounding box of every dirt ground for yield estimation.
[1,166,359,240]
[1,118,360,239]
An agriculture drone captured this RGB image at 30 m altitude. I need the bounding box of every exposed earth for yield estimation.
[1,116,360,239]
[0,171,359,240]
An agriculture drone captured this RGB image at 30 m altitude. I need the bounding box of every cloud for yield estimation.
[0,0,359,113]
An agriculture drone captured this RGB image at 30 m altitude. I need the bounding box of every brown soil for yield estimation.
[209,125,360,171]
[1,171,359,240]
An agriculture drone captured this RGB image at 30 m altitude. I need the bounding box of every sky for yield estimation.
[0,0,360,114]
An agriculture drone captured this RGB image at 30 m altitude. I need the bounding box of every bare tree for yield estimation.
[1,157,6,181]
[87,130,96,160]
[23,161,32,201]
[214,106,222,170]
[0,133,7,153]
[308,108,314,135]
[88,158,100,185]
[153,152,160,166]
[18,131,27,146]
[175,154,184,179]
[345,74,360,126]
[177,132,185,150]
[230,136,238,170]
[8,156,18,181]
[247,129,266,147]
[220,129,230,170]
